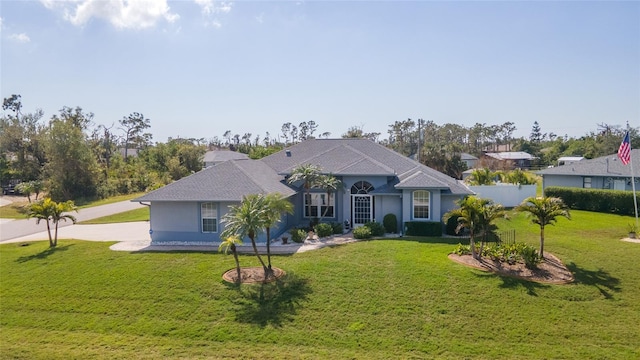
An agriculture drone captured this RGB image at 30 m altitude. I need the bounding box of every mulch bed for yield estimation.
[448,252,574,284]
[222,266,286,284]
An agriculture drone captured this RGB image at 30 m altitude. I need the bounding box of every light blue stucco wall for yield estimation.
[149,200,293,244]
[542,175,584,189]
[374,195,402,232]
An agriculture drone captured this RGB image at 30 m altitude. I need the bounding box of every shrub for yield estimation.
[520,245,541,269]
[314,223,333,238]
[404,221,442,236]
[353,226,372,239]
[383,213,398,233]
[452,243,471,255]
[290,228,307,243]
[364,221,385,237]
[331,222,343,235]
[445,215,462,236]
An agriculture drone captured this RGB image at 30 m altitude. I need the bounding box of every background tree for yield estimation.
[26,198,77,248]
[515,196,571,259]
[119,112,151,160]
[1,94,47,183]
[45,107,100,201]
[221,194,270,278]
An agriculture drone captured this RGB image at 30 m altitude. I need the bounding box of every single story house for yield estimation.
[203,150,249,168]
[557,156,584,167]
[537,149,640,191]
[461,153,479,170]
[134,138,473,244]
[481,151,536,170]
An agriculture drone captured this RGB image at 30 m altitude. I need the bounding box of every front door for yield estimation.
[352,195,372,227]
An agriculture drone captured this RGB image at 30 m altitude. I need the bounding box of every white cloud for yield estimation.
[41,0,179,30]
[8,33,31,43]
[194,0,232,15]
[255,13,264,24]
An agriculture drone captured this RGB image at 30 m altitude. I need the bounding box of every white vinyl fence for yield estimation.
[468,184,537,207]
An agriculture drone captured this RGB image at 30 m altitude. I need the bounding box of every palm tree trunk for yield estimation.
[266,227,272,270]
[539,226,545,259]
[45,220,53,247]
[249,234,269,279]
[232,245,241,284]
[54,220,59,247]
[470,231,478,259]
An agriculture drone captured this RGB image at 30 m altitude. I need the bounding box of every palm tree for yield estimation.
[221,194,269,277]
[515,196,571,258]
[26,198,77,248]
[443,196,505,259]
[315,174,341,222]
[218,235,243,284]
[475,199,507,255]
[262,193,294,271]
[466,168,495,186]
[287,164,321,225]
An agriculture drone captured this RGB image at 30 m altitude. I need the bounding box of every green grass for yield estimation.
[0,193,144,219]
[79,207,149,224]
[1,210,639,359]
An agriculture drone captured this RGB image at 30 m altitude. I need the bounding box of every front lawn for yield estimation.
[1,210,639,359]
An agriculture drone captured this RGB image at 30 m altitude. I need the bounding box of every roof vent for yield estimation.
[285,150,291,157]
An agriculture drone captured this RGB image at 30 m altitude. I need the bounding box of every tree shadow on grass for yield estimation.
[566,262,621,299]
[473,272,550,296]
[15,244,74,263]
[228,272,312,328]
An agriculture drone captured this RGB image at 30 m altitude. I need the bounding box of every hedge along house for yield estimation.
[134,139,473,245]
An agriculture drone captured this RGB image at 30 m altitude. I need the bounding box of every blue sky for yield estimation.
[2,1,639,143]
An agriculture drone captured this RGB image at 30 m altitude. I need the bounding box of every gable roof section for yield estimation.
[203,150,249,163]
[485,152,536,161]
[537,149,640,177]
[134,160,295,202]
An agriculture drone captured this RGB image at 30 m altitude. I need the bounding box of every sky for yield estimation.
[1,0,639,144]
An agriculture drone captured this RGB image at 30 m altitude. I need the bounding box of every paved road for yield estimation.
[0,199,146,242]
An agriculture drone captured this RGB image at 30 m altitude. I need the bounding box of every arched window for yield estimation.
[351,181,374,194]
[412,190,430,219]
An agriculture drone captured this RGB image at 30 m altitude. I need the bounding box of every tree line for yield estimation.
[2,93,638,201]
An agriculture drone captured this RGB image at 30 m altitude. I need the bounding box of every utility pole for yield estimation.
[417,118,425,163]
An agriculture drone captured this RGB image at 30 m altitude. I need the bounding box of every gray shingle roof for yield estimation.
[135,138,473,203]
[134,159,295,202]
[262,139,473,195]
[203,150,249,163]
[537,149,640,177]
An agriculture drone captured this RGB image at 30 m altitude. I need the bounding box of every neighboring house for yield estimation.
[537,149,640,191]
[461,153,479,169]
[481,151,536,170]
[203,150,249,168]
[118,147,139,158]
[556,156,584,166]
[134,138,473,244]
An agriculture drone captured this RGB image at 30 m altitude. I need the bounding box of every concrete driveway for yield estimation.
[0,198,146,242]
